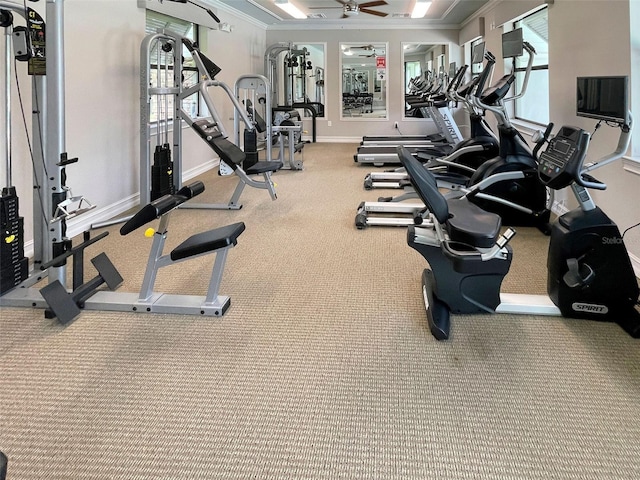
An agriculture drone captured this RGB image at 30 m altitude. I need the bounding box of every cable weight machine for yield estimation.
[2,0,248,323]
[0,0,95,302]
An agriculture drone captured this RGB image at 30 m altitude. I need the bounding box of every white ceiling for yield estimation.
[210,0,492,29]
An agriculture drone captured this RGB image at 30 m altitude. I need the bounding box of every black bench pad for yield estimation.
[191,120,246,168]
[246,161,283,175]
[446,199,502,249]
[171,222,246,261]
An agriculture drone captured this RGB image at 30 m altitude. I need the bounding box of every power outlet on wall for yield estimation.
[328,121,332,127]
[394,122,399,129]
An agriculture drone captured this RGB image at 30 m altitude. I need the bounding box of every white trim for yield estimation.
[65,159,219,238]
[307,136,361,143]
[267,22,461,31]
[623,156,640,175]
[208,0,269,29]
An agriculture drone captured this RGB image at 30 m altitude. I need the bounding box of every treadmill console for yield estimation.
[538,126,590,190]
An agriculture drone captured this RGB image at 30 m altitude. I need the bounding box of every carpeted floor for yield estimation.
[1,142,639,479]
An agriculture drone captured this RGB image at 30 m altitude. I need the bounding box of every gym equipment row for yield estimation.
[264,42,324,143]
[356,30,550,232]
[0,0,263,323]
[398,78,640,340]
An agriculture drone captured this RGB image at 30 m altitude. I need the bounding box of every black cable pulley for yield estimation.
[0,9,13,27]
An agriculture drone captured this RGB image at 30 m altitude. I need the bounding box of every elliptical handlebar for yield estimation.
[532,122,554,159]
[580,112,634,190]
[473,52,496,99]
[471,44,535,128]
[502,42,535,104]
[450,65,468,95]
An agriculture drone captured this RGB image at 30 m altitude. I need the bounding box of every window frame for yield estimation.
[511,7,549,125]
[145,11,202,123]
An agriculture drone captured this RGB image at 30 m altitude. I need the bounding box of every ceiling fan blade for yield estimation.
[335,0,348,5]
[360,8,388,17]
[359,1,388,8]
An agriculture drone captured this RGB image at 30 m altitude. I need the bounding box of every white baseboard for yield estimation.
[66,193,139,237]
[183,159,218,180]
[65,159,218,238]
[303,136,361,143]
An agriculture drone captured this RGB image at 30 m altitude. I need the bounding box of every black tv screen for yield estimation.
[471,42,485,64]
[576,76,628,124]
[502,28,523,58]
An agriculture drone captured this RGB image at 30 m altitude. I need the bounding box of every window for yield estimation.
[145,11,201,122]
[512,7,549,125]
[405,61,421,93]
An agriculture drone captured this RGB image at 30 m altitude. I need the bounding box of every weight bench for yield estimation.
[184,119,283,210]
[38,182,244,322]
[117,181,245,316]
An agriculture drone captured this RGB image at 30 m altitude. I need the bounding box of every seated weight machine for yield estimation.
[147,30,283,212]
[1,0,246,323]
[39,182,245,323]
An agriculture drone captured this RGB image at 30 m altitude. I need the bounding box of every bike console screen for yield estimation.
[538,126,590,190]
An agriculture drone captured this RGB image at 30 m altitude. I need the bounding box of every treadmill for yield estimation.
[358,66,466,147]
[354,68,467,166]
[363,66,500,190]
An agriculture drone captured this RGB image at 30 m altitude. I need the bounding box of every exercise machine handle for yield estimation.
[474,51,496,99]
[583,112,633,176]
[532,122,554,159]
[576,172,606,191]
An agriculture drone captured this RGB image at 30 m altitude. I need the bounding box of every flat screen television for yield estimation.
[471,42,485,65]
[576,76,628,124]
[502,28,523,58]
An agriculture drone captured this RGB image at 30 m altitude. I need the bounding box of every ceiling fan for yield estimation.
[310,1,389,19]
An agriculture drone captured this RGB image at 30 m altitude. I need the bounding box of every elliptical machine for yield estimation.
[362,62,500,190]
[355,30,551,231]
[398,76,639,340]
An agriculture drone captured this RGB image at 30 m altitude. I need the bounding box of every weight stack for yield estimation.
[151,145,174,201]
[243,129,258,170]
[1,188,29,293]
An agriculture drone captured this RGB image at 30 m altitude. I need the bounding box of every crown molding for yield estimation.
[206,0,270,29]
[266,21,461,31]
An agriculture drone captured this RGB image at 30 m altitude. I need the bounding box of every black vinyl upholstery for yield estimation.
[397,146,502,248]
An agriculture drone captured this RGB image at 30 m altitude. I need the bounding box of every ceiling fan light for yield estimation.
[411,1,432,18]
[274,0,307,20]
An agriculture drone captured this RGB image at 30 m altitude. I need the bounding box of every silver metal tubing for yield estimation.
[4,24,11,187]
[46,0,67,286]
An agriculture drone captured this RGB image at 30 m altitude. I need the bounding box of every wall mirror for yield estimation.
[402,43,448,118]
[266,42,326,119]
[340,42,388,119]
[288,43,325,118]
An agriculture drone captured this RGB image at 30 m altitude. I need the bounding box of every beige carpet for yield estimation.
[1,143,639,479]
